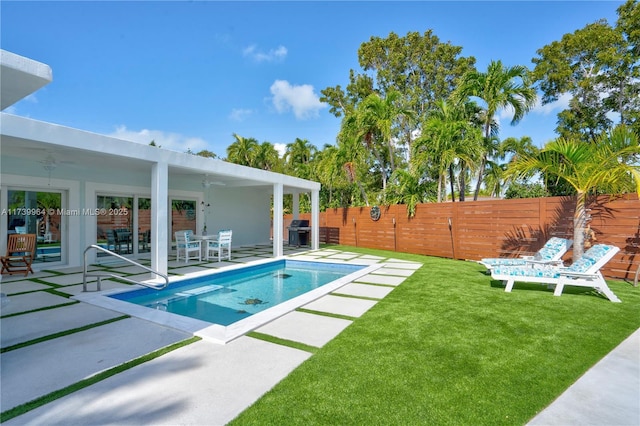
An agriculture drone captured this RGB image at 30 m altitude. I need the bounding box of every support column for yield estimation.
[273,183,284,257]
[311,189,319,250]
[151,161,169,277]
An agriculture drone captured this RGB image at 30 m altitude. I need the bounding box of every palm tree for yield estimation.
[455,60,537,200]
[343,91,415,192]
[358,91,415,173]
[311,144,348,208]
[284,138,316,179]
[483,136,539,197]
[226,134,259,167]
[386,168,435,217]
[335,127,371,206]
[413,99,483,202]
[254,142,281,171]
[507,125,640,259]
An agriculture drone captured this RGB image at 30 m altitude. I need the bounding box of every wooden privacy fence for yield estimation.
[284,194,640,281]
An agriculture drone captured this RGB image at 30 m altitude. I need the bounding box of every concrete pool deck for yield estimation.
[1,247,422,424]
[1,247,638,425]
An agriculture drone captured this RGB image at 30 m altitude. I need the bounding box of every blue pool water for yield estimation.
[110,260,365,326]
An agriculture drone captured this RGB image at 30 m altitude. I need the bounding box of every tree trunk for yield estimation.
[459,161,466,202]
[357,181,369,206]
[572,192,587,261]
[473,155,486,201]
[449,165,456,202]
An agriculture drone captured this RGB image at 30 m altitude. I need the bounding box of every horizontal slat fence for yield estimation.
[284,194,640,280]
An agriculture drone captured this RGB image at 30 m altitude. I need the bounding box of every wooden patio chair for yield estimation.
[1,234,37,276]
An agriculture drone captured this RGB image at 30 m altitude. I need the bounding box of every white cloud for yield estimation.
[273,143,286,158]
[243,44,287,62]
[269,80,326,120]
[531,92,572,115]
[108,126,209,153]
[23,94,38,104]
[228,108,253,122]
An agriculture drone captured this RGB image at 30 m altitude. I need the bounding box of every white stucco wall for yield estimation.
[206,186,272,247]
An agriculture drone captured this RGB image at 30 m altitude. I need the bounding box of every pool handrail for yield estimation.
[83,244,169,291]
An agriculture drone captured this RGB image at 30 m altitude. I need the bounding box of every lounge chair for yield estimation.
[175,230,201,263]
[206,229,232,261]
[491,244,621,302]
[480,237,573,271]
[1,234,37,276]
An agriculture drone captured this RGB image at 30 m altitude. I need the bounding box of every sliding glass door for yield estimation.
[5,189,63,263]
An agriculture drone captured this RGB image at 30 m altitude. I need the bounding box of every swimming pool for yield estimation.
[76,258,381,344]
[109,260,364,326]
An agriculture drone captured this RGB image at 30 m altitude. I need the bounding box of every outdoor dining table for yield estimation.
[191,234,218,258]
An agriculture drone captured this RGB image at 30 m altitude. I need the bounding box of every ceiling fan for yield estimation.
[202,175,226,188]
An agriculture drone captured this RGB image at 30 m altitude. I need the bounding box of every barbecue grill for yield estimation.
[288,219,310,246]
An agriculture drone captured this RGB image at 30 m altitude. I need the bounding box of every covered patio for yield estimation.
[1,50,321,278]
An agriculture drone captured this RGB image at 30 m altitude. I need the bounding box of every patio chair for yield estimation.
[1,234,37,276]
[480,237,573,271]
[175,230,201,263]
[206,229,232,261]
[491,244,621,302]
[106,230,120,253]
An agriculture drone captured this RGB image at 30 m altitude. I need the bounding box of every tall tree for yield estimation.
[344,91,415,192]
[358,91,415,174]
[455,60,537,200]
[254,142,281,172]
[226,134,259,167]
[506,125,640,259]
[284,138,316,179]
[412,99,483,202]
[386,168,436,217]
[322,30,475,153]
[532,1,640,141]
[484,136,539,198]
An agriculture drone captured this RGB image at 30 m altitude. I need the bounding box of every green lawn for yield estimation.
[231,246,640,425]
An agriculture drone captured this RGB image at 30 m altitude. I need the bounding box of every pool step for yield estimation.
[146,285,226,310]
[175,285,225,297]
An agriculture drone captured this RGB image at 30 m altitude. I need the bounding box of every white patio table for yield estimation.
[191,234,218,259]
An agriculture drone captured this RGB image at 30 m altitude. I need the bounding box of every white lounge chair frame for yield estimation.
[175,230,201,263]
[491,244,621,302]
[480,237,573,271]
[207,230,232,261]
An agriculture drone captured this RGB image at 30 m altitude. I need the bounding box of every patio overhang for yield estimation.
[1,113,321,276]
[1,50,53,110]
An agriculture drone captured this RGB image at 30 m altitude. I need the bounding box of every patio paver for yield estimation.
[2,336,311,426]
[302,294,378,318]
[1,303,124,348]
[382,261,422,270]
[1,317,191,412]
[334,282,396,299]
[0,292,73,316]
[372,267,416,277]
[254,310,352,348]
[354,273,406,286]
[0,280,53,295]
[36,273,97,286]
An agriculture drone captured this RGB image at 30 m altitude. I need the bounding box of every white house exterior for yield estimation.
[0,50,320,277]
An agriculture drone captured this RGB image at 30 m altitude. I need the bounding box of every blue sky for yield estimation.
[1,1,623,158]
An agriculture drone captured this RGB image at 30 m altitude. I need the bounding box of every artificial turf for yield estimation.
[230,246,640,425]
